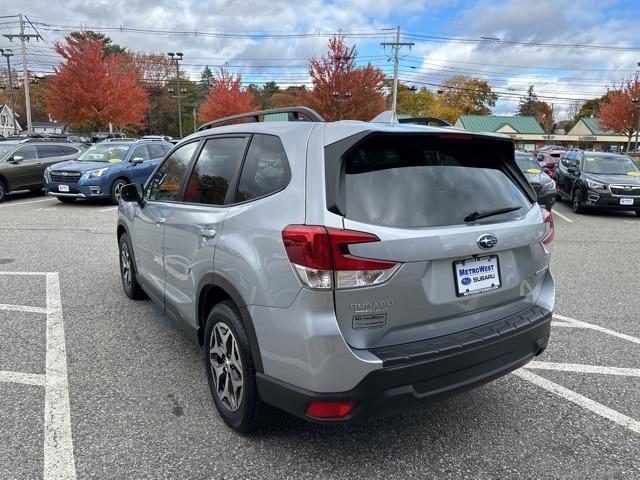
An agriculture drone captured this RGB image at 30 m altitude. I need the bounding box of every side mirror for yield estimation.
[11,155,24,163]
[120,183,144,206]
[131,157,144,165]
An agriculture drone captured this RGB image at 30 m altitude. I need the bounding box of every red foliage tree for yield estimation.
[44,34,148,131]
[598,73,640,152]
[198,69,259,123]
[302,36,386,121]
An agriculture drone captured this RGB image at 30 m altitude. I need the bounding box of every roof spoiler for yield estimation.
[197,107,324,132]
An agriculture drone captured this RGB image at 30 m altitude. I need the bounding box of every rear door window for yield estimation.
[339,135,531,228]
[235,134,290,203]
[183,137,248,205]
[36,145,64,158]
[147,143,167,159]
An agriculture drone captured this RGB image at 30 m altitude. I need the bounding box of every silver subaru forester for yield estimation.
[117,107,555,432]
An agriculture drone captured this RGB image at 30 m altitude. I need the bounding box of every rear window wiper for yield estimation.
[464,205,521,223]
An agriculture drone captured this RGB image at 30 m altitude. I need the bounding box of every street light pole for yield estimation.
[0,48,17,135]
[167,52,184,138]
[632,97,640,153]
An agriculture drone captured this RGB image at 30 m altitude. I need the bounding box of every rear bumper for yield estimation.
[257,304,552,423]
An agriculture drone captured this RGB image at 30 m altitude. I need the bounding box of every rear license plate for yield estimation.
[620,198,634,205]
[58,185,69,192]
[454,255,501,297]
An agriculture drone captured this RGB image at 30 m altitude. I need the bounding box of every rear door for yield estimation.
[162,136,248,331]
[329,133,549,349]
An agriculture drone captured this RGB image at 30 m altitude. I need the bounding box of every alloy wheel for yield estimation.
[120,242,132,288]
[209,322,244,412]
[114,181,125,202]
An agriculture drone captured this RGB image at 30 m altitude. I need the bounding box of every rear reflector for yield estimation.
[306,400,357,419]
[282,225,400,290]
[542,208,555,244]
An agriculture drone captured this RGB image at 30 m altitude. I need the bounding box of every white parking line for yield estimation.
[44,272,76,480]
[0,198,53,209]
[0,303,49,314]
[514,369,640,434]
[551,209,574,223]
[551,321,584,328]
[554,314,640,345]
[526,361,640,377]
[98,206,118,213]
[0,370,46,386]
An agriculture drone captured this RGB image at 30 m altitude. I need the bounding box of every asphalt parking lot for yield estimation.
[0,192,638,480]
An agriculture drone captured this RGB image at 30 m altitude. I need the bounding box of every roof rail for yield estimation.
[197,107,324,132]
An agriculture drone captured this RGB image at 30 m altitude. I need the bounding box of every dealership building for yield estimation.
[455,115,637,152]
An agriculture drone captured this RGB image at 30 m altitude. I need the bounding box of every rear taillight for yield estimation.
[542,208,555,244]
[282,225,400,290]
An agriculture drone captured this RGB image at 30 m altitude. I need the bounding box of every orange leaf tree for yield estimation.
[598,73,640,152]
[198,69,259,123]
[303,36,386,121]
[44,34,148,131]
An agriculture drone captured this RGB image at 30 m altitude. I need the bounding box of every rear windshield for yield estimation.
[340,135,531,228]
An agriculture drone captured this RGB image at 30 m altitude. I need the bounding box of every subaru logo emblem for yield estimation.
[477,233,498,250]
[60,172,69,176]
[624,186,632,190]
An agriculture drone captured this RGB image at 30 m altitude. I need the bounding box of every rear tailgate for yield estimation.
[326,131,551,349]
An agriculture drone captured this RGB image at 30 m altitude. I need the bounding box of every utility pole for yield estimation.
[632,98,640,153]
[4,14,41,134]
[0,49,17,134]
[381,26,414,119]
[193,108,197,133]
[167,52,184,138]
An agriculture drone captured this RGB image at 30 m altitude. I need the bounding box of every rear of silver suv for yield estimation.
[117,109,555,432]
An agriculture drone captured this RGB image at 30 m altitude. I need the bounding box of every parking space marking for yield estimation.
[551,321,583,328]
[554,314,640,345]
[551,209,574,223]
[98,206,118,213]
[526,361,640,377]
[0,271,51,276]
[44,272,76,480]
[514,369,640,434]
[0,303,49,314]
[0,198,54,209]
[0,370,46,386]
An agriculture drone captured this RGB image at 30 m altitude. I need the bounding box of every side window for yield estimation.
[147,143,166,159]
[14,145,37,161]
[235,134,291,203]
[146,142,198,202]
[36,145,64,158]
[131,145,150,161]
[60,146,79,155]
[183,137,248,206]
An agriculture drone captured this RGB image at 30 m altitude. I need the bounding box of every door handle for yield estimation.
[200,226,217,238]
[156,218,166,225]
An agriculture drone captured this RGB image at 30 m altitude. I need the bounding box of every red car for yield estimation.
[537,150,564,177]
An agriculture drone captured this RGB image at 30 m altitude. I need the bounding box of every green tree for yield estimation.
[198,66,214,103]
[518,85,554,132]
[69,31,126,57]
[440,76,498,115]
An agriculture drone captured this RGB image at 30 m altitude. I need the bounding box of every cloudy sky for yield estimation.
[1,0,639,118]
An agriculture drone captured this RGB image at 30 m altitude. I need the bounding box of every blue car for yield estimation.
[45,140,173,204]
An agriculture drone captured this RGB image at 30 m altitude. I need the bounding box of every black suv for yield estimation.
[555,150,640,215]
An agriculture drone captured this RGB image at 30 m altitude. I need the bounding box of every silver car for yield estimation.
[117,107,555,432]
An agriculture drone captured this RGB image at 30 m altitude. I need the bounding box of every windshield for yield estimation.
[77,144,130,163]
[515,153,541,172]
[0,144,17,160]
[582,155,640,175]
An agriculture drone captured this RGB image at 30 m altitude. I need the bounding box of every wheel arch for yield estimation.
[197,273,264,372]
[0,173,10,192]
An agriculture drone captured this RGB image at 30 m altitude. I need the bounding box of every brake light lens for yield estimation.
[282,225,400,290]
[542,208,555,244]
[306,400,357,419]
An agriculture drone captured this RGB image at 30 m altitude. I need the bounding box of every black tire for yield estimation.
[635,210,640,217]
[572,188,585,214]
[0,179,6,202]
[30,187,44,195]
[57,196,76,204]
[204,300,265,433]
[118,233,146,300]
[110,178,128,205]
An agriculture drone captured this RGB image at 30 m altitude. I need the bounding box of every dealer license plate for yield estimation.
[58,185,69,192]
[454,255,501,297]
[620,198,634,205]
